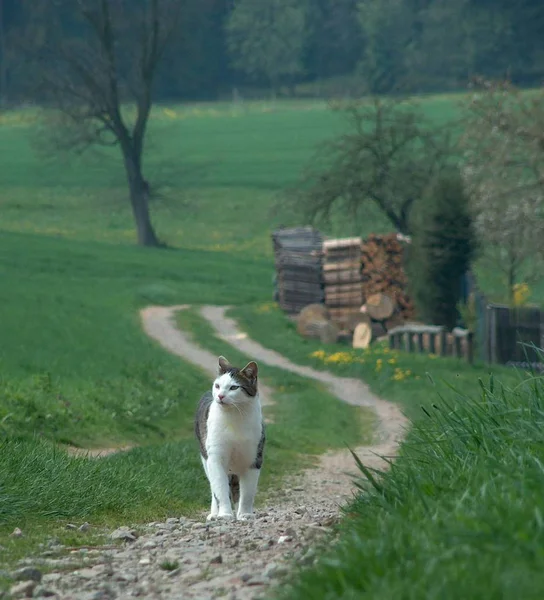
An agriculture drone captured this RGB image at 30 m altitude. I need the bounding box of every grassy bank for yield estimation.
[278,370,544,599]
[227,303,544,598]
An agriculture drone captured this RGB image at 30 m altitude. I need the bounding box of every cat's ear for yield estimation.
[241,361,258,381]
[218,356,231,375]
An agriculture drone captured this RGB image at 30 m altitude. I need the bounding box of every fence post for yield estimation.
[389,334,396,350]
[439,330,447,356]
[429,333,437,354]
[467,331,474,365]
[454,335,462,358]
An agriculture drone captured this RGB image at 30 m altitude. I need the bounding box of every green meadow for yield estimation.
[0,95,542,595]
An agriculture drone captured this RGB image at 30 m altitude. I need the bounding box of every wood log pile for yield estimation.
[360,233,415,327]
[322,237,363,330]
[272,228,415,349]
[272,227,324,314]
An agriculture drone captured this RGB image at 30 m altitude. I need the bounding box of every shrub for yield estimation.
[407,170,476,329]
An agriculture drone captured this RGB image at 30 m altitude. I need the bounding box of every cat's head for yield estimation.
[212,356,258,407]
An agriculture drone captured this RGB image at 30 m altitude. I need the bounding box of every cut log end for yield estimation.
[352,322,372,349]
[365,293,396,321]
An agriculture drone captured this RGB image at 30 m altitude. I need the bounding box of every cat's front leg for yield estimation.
[206,493,219,522]
[206,456,234,519]
[237,468,261,520]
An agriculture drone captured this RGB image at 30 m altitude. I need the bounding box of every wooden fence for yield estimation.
[388,324,474,364]
[484,303,543,369]
[464,272,543,369]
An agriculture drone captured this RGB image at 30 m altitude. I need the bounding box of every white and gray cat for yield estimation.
[195,356,265,521]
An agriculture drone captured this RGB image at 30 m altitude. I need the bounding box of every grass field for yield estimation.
[0,94,542,591]
[1,98,541,303]
[0,97,460,252]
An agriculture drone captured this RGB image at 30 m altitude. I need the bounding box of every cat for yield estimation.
[195,355,265,521]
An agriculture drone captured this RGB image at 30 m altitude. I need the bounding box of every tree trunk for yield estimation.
[0,0,6,106]
[507,261,516,306]
[123,151,160,247]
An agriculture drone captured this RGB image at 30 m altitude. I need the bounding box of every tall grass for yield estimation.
[278,372,544,599]
[0,439,207,524]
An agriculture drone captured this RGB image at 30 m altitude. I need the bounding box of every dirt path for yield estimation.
[200,305,407,487]
[24,306,407,600]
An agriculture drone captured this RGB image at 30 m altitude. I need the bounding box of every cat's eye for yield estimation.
[214,383,219,389]
[230,385,239,391]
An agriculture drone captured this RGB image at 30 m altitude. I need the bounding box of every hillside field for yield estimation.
[1,96,541,303]
[1,95,542,592]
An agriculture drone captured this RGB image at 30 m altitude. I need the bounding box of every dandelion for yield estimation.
[387,358,397,365]
[392,368,405,381]
[310,350,326,360]
[325,352,353,364]
[255,302,276,314]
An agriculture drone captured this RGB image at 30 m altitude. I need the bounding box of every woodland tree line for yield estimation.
[1,0,543,104]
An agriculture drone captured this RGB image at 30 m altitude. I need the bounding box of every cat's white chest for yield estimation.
[206,402,262,473]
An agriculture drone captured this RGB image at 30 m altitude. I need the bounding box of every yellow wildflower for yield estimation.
[255,302,276,314]
[324,352,353,364]
[513,282,530,307]
[310,350,326,360]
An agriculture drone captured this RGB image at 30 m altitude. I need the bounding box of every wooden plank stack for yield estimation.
[272,227,324,314]
[322,237,363,330]
[360,233,415,325]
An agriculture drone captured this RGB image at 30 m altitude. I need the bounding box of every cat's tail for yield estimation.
[228,474,240,505]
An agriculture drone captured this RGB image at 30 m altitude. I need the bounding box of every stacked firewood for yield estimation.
[322,237,363,330]
[360,233,415,327]
[272,227,324,314]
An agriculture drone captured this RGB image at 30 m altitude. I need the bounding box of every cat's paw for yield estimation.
[206,513,218,522]
[217,512,235,521]
[237,513,255,521]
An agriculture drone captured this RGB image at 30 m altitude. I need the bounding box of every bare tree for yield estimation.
[22,0,182,247]
[0,0,7,105]
[288,97,455,234]
[461,78,544,301]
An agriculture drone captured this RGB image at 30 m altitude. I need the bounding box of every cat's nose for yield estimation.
[218,394,225,401]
